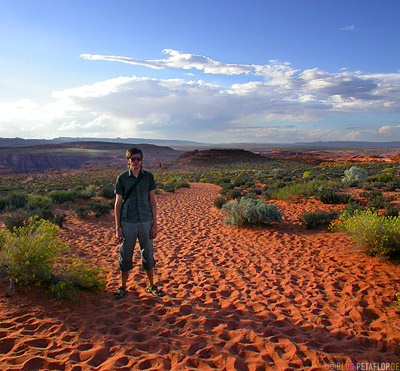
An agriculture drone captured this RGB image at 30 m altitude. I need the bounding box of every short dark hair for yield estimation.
[126,148,143,160]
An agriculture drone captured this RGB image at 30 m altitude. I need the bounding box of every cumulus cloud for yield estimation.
[81,49,254,75]
[2,50,400,142]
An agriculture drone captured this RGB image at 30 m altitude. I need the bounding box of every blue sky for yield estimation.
[1,0,400,143]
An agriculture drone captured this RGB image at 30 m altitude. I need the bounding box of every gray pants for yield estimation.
[118,221,155,272]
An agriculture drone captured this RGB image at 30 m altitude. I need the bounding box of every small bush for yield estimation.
[343,166,368,186]
[0,217,106,301]
[226,189,242,200]
[383,205,400,218]
[316,188,352,204]
[50,281,79,303]
[367,172,396,184]
[215,177,231,186]
[75,206,89,218]
[98,186,115,199]
[48,190,78,204]
[316,188,343,204]
[303,171,312,179]
[87,200,112,217]
[175,181,190,189]
[0,218,67,284]
[221,197,282,227]
[3,209,31,231]
[341,199,366,216]
[80,185,96,199]
[4,192,28,210]
[27,195,52,210]
[214,196,226,209]
[331,209,400,258]
[299,209,338,229]
[270,180,336,201]
[163,182,176,193]
[365,190,391,210]
[59,258,106,292]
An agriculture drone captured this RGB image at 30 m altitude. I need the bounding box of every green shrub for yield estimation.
[226,189,242,200]
[3,209,32,231]
[5,192,28,209]
[343,166,368,186]
[0,217,106,301]
[86,200,112,217]
[299,209,338,229]
[316,188,342,204]
[0,217,67,284]
[316,188,352,204]
[80,185,96,199]
[221,197,282,227]
[163,182,176,193]
[367,172,396,183]
[98,186,115,199]
[27,195,53,210]
[74,206,89,218]
[59,258,106,292]
[331,209,400,258]
[303,171,312,179]
[215,177,231,186]
[50,281,79,303]
[175,181,190,189]
[48,190,78,203]
[341,200,366,216]
[270,180,336,201]
[214,196,226,209]
[363,190,392,209]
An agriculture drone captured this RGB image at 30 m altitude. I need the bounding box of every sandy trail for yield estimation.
[1,183,400,370]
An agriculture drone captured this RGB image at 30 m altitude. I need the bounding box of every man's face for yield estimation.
[128,155,142,170]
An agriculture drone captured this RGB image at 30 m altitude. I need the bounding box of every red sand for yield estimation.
[1,183,400,370]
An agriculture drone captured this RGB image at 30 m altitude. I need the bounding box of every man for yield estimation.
[114,148,165,299]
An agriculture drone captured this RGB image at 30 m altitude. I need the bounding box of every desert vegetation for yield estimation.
[0,154,400,304]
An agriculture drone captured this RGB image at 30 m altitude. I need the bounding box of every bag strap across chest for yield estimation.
[122,173,144,205]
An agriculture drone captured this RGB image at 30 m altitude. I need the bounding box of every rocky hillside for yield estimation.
[0,142,181,173]
[177,149,267,166]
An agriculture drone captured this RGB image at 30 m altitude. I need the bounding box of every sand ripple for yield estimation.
[1,183,400,370]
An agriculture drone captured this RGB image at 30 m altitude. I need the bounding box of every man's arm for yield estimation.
[115,194,124,243]
[149,190,157,239]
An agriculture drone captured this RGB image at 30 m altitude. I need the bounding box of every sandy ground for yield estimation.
[1,183,400,371]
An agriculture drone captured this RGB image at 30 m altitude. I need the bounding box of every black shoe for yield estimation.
[147,285,165,297]
[114,286,127,300]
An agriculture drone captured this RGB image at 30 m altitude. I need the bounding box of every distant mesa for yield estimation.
[0,141,181,173]
[177,149,267,166]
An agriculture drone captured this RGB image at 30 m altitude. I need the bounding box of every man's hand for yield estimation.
[116,227,124,244]
[151,224,158,240]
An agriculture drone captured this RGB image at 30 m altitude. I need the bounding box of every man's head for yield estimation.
[126,148,143,170]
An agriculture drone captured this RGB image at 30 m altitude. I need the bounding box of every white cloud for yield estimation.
[81,49,254,75]
[2,50,400,142]
[340,25,357,32]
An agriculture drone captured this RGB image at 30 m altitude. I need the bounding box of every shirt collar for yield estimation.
[128,169,144,177]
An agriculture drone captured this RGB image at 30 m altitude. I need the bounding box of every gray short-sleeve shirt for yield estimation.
[115,169,156,223]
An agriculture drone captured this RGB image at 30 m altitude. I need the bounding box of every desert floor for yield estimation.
[1,183,400,371]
